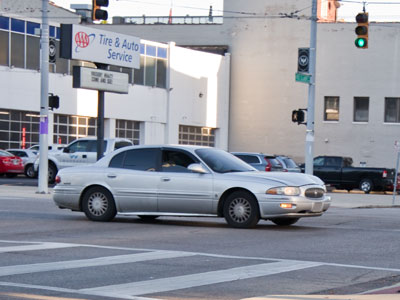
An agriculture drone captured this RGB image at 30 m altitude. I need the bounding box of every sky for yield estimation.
[52,0,224,19]
[51,0,400,22]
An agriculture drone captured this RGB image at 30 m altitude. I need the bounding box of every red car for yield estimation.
[0,149,24,178]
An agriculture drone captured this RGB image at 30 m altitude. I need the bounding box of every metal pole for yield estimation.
[38,0,49,193]
[95,63,107,161]
[305,0,317,175]
[392,151,400,205]
[97,90,105,160]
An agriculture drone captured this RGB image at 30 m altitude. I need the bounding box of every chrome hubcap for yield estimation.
[88,192,108,216]
[229,197,251,223]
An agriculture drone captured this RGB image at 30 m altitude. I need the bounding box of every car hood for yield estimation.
[221,171,323,186]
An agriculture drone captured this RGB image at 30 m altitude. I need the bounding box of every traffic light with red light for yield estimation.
[92,0,109,21]
[355,12,368,49]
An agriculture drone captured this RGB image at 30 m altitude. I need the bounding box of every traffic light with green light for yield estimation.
[355,12,368,49]
[92,0,109,21]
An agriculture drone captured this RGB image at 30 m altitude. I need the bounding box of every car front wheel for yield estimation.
[82,187,117,222]
[223,191,260,228]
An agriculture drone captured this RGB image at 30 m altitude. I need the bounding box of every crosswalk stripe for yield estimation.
[80,260,323,298]
[0,251,195,277]
[0,242,79,253]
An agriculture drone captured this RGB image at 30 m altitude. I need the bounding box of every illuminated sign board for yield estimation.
[73,66,129,94]
[60,24,140,69]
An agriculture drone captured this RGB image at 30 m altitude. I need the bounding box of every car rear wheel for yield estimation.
[359,178,373,194]
[25,164,37,178]
[82,187,117,222]
[270,218,299,226]
[48,162,57,184]
[223,191,260,228]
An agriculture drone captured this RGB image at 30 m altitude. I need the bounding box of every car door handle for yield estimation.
[107,174,117,178]
[161,177,171,182]
[82,154,87,158]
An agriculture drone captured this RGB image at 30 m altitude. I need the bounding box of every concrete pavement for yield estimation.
[1,185,400,299]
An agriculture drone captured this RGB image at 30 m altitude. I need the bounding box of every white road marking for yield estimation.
[0,242,80,253]
[0,251,196,277]
[0,281,157,300]
[80,260,323,297]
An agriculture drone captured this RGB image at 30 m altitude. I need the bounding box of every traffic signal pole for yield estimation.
[304,0,317,175]
[38,0,49,193]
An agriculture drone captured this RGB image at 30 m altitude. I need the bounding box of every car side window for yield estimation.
[161,150,196,173]
[109,149,159,171]
[314,157,325,166]
[68,141,88,153]
[115,141,132,150]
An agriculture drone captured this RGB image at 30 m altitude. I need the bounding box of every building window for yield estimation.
[115,119,141,145]
[324,96,339,121]
[179,125,215,147]
[53,114,97,145]
[353,97,369,122]
[0,109,40,149]
[385,97,400,123]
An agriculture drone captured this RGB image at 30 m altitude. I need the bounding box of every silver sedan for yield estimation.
[53,145,331,228]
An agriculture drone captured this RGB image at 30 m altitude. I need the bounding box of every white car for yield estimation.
[53,145,331,228]
[34,138,133,183]
[6,149,38,178]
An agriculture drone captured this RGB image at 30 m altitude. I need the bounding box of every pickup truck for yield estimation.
[34,137,133,183]
[305,156,397,194]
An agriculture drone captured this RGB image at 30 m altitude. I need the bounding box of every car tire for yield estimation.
[48,162,57,184]
[223,191,260,228]
[82,187,117,222]
[25,164,37,178]
[359,178,373,194]
[270,218,299,226]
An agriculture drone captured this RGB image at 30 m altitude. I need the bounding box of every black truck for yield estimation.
[305,156,397,193]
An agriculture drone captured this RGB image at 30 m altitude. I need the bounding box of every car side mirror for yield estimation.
[63,148,70,153]
[188,163,208,174]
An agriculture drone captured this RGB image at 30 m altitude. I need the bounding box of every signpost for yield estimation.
[60,24,140,160]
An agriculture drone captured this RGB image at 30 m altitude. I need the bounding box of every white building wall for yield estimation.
[0,40,230,148]
[105,0,400,167]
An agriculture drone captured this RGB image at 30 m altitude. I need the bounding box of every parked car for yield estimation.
[275,155,301,173]
[302,156,397,193]
[231,152,284,172]
[0,149,24,177]
[53,145,331,228]
[6,149,38,178]
[34,138,133,184]
[29,144,66,152]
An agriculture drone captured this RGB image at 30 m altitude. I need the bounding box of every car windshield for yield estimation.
[195,148,256,173]
[283,157,298,168]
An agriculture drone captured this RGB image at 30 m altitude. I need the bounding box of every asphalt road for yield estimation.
[0,177,399,300]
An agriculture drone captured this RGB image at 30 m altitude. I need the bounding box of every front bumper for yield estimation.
[256,194,331,219]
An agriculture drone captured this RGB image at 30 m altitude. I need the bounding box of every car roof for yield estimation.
[231,152,276,157]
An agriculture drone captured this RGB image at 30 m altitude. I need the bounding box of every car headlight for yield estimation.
[266,186,300,196]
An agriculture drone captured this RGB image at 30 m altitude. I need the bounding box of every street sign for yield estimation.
[298,48,310,73]
[49,39,56,63]
[295,72,311,84]
[73,66,129,94]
